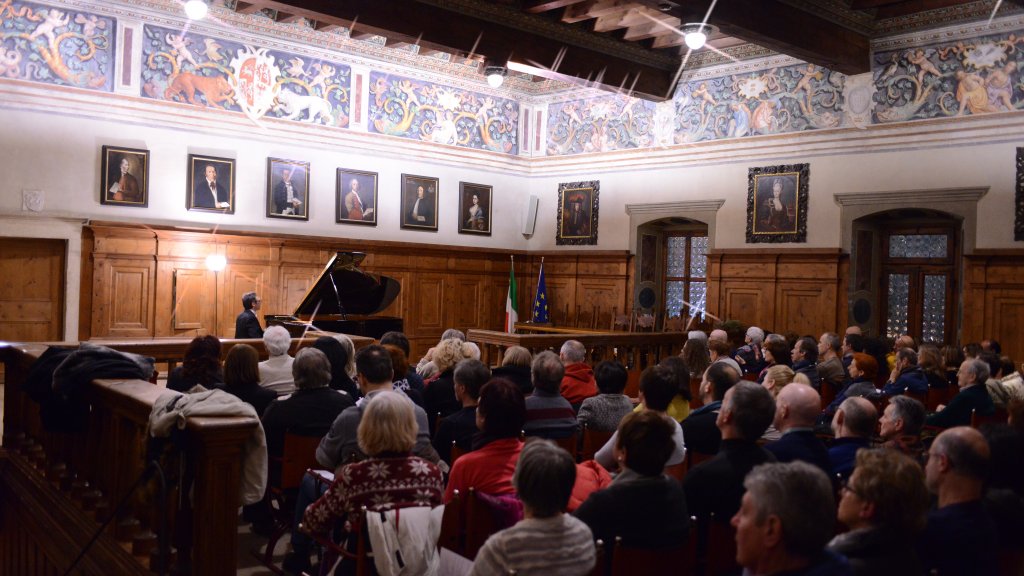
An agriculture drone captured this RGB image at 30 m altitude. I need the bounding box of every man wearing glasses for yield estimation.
[235,291,264,338]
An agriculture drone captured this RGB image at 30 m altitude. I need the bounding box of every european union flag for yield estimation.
[532,261,549,323]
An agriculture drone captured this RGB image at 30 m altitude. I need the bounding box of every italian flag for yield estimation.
[505,258,518,333]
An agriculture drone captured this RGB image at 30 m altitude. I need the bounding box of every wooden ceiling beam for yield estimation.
[523,0,590,14]
[563,0,640,23]
[250,0,679,101]
[649,0,870,74]
[874,0,979,19]
[234,1,265,15]
[276,12,305,24]
[849,0,905,9]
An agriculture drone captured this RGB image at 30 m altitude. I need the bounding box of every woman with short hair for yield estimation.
[223,343,277,417]
[258,325,295,395]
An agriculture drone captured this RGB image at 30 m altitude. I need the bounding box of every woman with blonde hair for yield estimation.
[303,391,444,574]
[423,338,475,433]
[760,364,795,441]
[492,345,534,395]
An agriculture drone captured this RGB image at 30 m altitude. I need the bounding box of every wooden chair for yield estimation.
[254,433,324,572]
[704,516,739,576]
[689,377,703,408]
[608,536,692,576]
[634,310,656,333]
[924,386,946,411]
[611,307,633,332]
[552,432,580,460]
[580,425,614,462]
[306,505,372,576]
[450,442,468,466]
[664,460,687,482]
[971,408,1008,428]
[687,450,713,470]
[438,487,522,560]
[905,389,927,405]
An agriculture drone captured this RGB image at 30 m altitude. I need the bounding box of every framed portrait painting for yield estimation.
[1015,148,1024,240]
[266,157,310,220]
[187,154,235,213]
[556,180,599,246]
[336,168,378,225]
[100,146,149,207]
[401,174,439,231]
[458,182,492,235]
[746,163,809,243]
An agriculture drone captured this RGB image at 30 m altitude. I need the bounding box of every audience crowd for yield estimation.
[161,321,1024,576]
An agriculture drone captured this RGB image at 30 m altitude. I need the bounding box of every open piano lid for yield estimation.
[294,252,400,317]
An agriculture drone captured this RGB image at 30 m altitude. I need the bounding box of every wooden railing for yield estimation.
[0,336,366,574]
[467,329,684,370]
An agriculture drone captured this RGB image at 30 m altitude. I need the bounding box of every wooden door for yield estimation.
[0,238,65,342]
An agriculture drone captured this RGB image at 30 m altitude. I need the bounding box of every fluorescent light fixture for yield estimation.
[184,0,209,20]
[681,23,708,50]
[205,253,226,272]
[485,65,507,88]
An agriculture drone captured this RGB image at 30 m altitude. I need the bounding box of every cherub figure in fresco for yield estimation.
[751,99,776,133]
[308,63,335,95]
[562,102,583,126]
[432,110,458,145]
[906,49,942,86]
[166,34,199,69]
[793,63,823,116]
[285,57,308,77]
[955,70,997,116]
[985,61,1017,111]
[28,9,70,43]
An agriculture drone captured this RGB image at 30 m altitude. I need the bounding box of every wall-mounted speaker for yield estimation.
[522,195,539,236]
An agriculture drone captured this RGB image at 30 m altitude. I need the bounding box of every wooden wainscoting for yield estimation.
[81,223,631,359]
[707,249,847,336]
[963,251,1024,363]
[0,238,65,342]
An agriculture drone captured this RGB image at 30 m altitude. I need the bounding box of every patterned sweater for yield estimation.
[577,394,634,432]
[469,514,595,576]
[303,454,444,534]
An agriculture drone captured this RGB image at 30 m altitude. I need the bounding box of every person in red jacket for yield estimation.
[560,339,598,408]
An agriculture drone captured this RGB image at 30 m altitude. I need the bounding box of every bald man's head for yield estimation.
[832,396,877,439]
[845,326,862,336]
[710,329,728,343]
[774,383,822,431]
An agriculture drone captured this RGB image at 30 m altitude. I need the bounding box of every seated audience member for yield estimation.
[917,343,949,390]
[827,397,877,481]
[302,392,444,575]
[262,348,355,460]
[559,339,598,407]
[469,440,596,576]
[595,366,686,473]
[926,358,996,429]
[709,339,742,375]
[980,423,1024,553]
[223,343,277,417]
[942,345,964,387]
[415,328,466,377]
[709,328,729,344]
[882,348,927,396]
[962,342,982,360]
[757,338,792,385]
[445,378,525,501]
[312,336,360,399]
[433,359,490,464]
[684,381,776,521]
[997,355,1024,406]
[816,332,847,394]
[982,339,1001,355]
[841,333,865,372]
[633,356,692,423]
[791,336,821,390]
[316,345,438,469]
[733,462,851,576]
[524,351,578,440]
[682,331,711,379]
[878,395,926,458]
[821,353,878,422]
[765,384,831,476]
[380,330,426,397]
[491,345,534,395]
[382,344,424,407]
[423,338,474,432]
[760,364,795,441]
[167,335,223,392]
[683,363,740,456]
[918,427,998,576]
[827,449,928,576]
[258,326,295,395]
[887,334,916,373]
[980,351,1012,409]
[575,411,690,554]
[735,326,766,375]
[577,360,634,432]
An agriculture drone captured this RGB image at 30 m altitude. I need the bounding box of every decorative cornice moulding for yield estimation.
[833,187,989,206]
[626,200,726,215]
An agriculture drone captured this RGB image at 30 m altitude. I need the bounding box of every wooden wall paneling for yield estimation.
[97,257,155,338]
[408,273,446,336]
[79,231,94,341]
[964,252,1024,363]
[277,265,321,313]
[164,265,214,335]
[447,274,486,331]
[0,238,65,342]
[775,284,832,336]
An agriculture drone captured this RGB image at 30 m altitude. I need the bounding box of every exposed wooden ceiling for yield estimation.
[230,0,1013,102]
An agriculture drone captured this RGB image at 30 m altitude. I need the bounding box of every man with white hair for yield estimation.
[735,326,766,375]
[259,325,295,395]
[559,339,597,407]
[926,358,996,428]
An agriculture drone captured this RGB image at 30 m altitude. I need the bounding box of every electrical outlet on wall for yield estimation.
[22,189,44,212]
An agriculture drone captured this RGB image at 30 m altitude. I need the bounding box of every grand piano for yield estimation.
[265,251,402,339]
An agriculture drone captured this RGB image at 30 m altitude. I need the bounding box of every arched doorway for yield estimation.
[849,209,961,344]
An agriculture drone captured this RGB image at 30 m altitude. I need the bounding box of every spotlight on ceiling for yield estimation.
[184,0,209,20]
[484,65,508,88]
[681,23,708,50]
